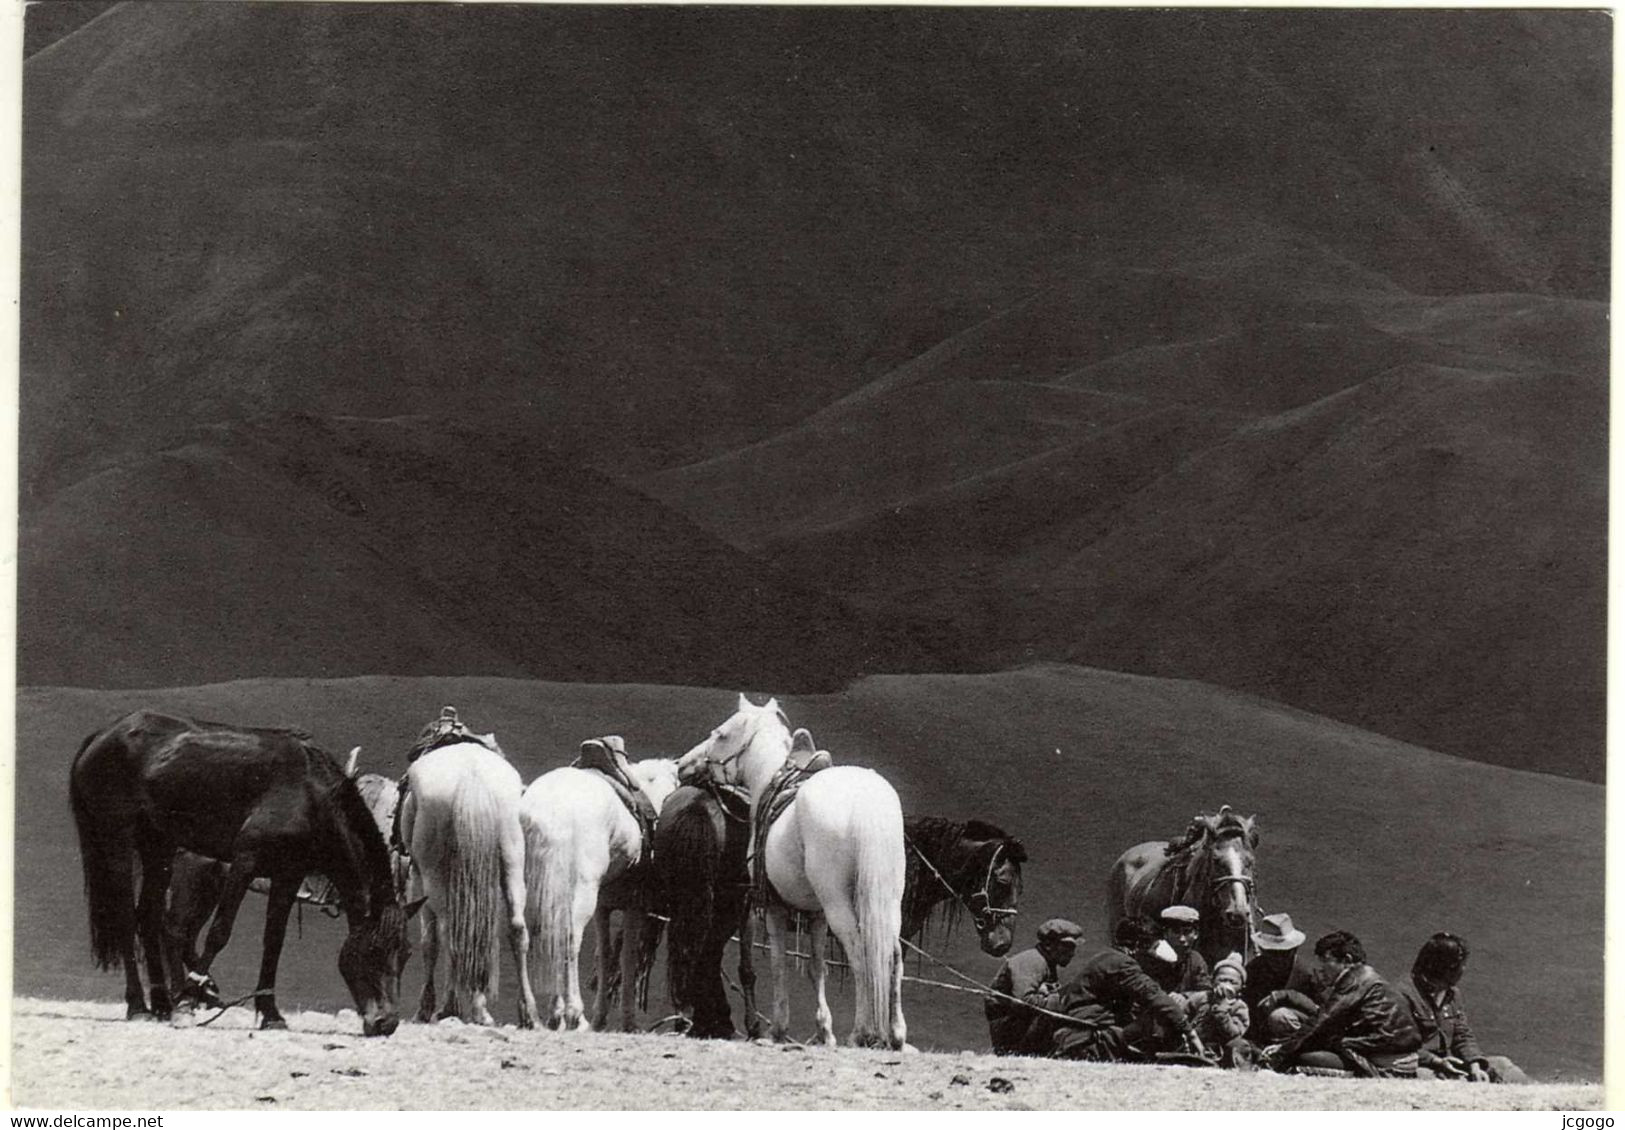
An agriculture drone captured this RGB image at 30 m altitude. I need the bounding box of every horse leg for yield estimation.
[564,881,597,1030]
[189,855,257,1011]
[762,904,793,1042]
[252,878,299,1030]
[416,901,441,1023]
[737,903,763,1040]
[819,900,871,1047]
[500,820,536,1030]
[590,905,615,1030]
[808,916,835,1047]
[888,936,909,1052]
[134,838,179,1020]
[105,844,150,1020]
[618,910,644,1033]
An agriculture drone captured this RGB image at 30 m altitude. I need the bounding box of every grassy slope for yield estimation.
[18,670,1602,1081]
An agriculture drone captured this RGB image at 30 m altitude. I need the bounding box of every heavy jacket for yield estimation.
[986,948,1061,1054]
[1277,963,1423,1076]
[1148,948,1211,995]
[1398,974,1485,1065]
[1243,949,1319,1040]
[1050,948,1190,1055]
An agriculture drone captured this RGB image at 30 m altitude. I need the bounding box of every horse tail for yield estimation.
[69,729,136,970]
[659,796,724,1013]
[445,770,506,1007]
[853,787,906,1047]
[524,795,576,1004]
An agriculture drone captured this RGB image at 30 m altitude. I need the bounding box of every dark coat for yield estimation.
[1148,948,1211,995]
[1050,948,1190,1056]
[986,947,1062,1054]
[1277,963,1423,1075]
[1398,974,1485,1065]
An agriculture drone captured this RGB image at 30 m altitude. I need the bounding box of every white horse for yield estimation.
[520,743,681,1031]
[677,695,908,1049]
[399,741,537,1027]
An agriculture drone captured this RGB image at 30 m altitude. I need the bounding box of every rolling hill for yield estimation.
[16,671,1604,1080]
[17,414,921,690]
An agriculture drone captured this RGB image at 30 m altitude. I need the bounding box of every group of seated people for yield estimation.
[984,908,1527,1082]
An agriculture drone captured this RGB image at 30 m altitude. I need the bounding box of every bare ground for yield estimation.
[7,999,1602,1112]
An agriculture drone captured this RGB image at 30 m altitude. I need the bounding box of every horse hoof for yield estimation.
[126,1008,155,1023]
[259,1016,288,1031]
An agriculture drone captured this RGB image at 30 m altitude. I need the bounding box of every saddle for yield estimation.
[572,735,659,865]
[406,706,503,762]
[748,729,832,909]
[392,706,504,855]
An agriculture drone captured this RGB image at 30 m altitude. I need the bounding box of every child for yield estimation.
[1186,953,1252,1061]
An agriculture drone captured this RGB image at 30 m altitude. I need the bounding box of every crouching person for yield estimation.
[1184,953,1253,1067]
[1264,930,1423,1078]
[1050,918,1198,1062]
[985,918,1085,1056]
[1400,932,1529,1084]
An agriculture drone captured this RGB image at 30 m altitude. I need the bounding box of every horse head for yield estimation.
[675,694,792,792]
[1191,805,1258,939]
[627,757,682,812]
[337,896,424,1036]
[964,821,1027,957]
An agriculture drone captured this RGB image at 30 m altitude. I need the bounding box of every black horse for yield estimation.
[69,710,419,1035]
[650,793,1027,1039]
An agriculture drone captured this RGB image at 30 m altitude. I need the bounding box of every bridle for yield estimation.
[693,709,791,787]
[906,835,1019,936]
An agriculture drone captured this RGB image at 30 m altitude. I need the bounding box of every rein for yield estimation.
[904,834,1018,934]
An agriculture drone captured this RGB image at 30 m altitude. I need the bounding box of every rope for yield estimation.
[195,988,275,1028]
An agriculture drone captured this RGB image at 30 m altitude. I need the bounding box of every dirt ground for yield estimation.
[6,999,1603,1111]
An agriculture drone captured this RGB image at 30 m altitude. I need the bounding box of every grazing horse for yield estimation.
[677,695,908,1049]
[521,743,681,1030]
[1106,805,1259,966]
[902,816,1026,957]
[399,741,537,1028]
[68,710,416,1035]
[168,769,409,1001]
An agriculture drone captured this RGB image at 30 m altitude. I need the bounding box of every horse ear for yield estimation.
[345,747,361,777]
[405,897,428,921]
[764,696,781,713]
[738,692,753,711]
[1247,816,1260,848]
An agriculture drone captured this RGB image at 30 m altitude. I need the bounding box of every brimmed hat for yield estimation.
[1214,952,1247,984]
[1036,918,1085,945]
[1160,905,1201,925]
[1252,913,1306,951]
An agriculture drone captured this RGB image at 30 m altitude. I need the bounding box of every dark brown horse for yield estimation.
[649,798,1027,1039]
[1105,805,1259,966]
[166,771,409,1006]
[69,710,419,1035]
[902,817,1026,958]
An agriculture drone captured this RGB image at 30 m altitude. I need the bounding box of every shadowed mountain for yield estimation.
[646,263,1606,779]
[21,5,1608,507]
[17,415,920,690]
[15,670,1604,1079]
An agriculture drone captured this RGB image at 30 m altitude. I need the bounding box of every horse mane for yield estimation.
[903,816,1020,943]
[311,747,398,915]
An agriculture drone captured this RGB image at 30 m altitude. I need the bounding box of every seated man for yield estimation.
[1399,932,1529,1084]
[985,918,1084,1056]
[1244,912,1319,1042]
[1152,905,1212,1000]
[1050,917,1198,1063]
[1265,930,1423,1078]
[1184,953,1252,1065]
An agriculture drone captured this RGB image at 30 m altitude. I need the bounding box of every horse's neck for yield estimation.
[322,790,393,921]
[739,731,791,801]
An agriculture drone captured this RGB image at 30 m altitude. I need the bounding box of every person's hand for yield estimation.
[1214,980,1238,1000]
[1258,1043,1282,1070]
[1435,1056,1470,1078]
[1259,991,1282,1010]
[1468,1061,1492,1083]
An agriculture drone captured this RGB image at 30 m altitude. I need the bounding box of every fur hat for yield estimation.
[1214,952,1247,985]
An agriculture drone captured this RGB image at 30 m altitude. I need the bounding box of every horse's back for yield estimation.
[795,766,904,834]
[1107,839,1172,925]
[409,742,522,803]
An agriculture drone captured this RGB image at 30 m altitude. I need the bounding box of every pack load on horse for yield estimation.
[676,696,909,1050]
[397,707,536,1027]
[167,758,407,1008]
[1106,805,1260,967]
[68,710,418,1035]
[521,735,681,1031]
